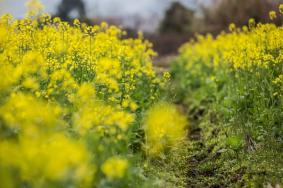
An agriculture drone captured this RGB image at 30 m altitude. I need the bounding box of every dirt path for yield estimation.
[153,54,176,73]
[152,55,208,187]
[152,56,224,187]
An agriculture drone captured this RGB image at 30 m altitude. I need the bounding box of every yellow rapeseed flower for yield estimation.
[101,157,128,179]
[269,11,277,20]
[143,102,188,156]
[0,8,165,186]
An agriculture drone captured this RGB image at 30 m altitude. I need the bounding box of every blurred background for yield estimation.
[0,0,283,56]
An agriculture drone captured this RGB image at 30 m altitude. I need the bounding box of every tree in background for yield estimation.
[201,0,283,33]
[56,0,86,21]
[159,2,194,34]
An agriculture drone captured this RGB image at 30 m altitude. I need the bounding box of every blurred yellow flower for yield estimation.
[25,0,44,17]
[269,11,277,20]
[279,4,283,14]
[101,157,128,179]
[143,102,188,156]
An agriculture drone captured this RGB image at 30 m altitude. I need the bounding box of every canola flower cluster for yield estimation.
[143,102,188,156]
[172,5,283,143]
[179,22,283,71]
[0,7,185,187]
